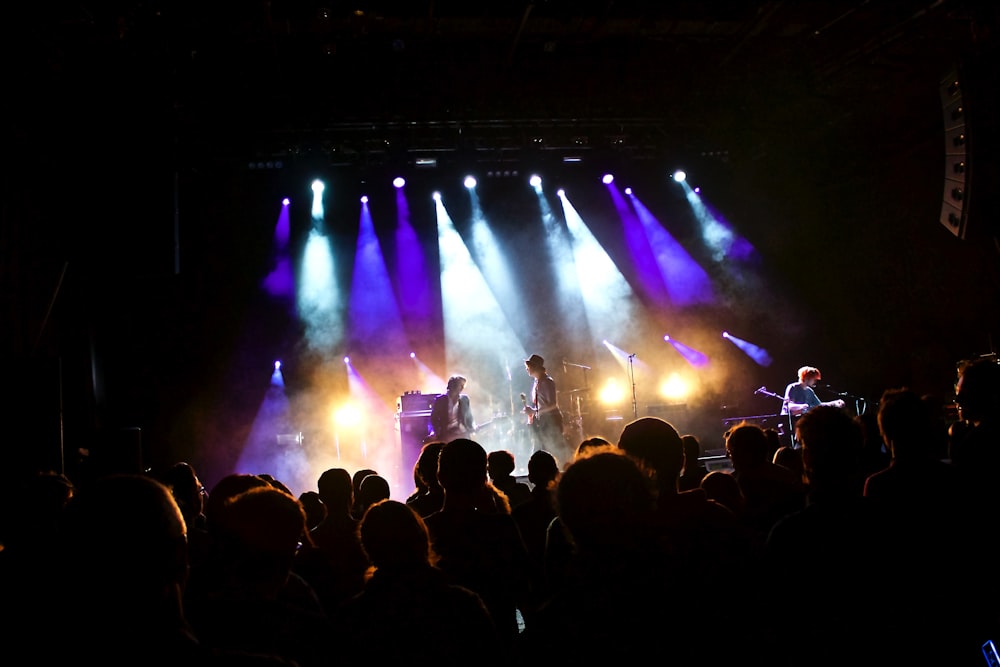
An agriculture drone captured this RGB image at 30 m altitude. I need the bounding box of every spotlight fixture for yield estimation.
[464,175,477,189]
[248,160,284,170]
[602,174,614,184]
[672,170,687,182]
[393,177,405,188]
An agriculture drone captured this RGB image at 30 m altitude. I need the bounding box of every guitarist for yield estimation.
[429,375,477,443]
[781,365,845,447]
[522,354,565,455]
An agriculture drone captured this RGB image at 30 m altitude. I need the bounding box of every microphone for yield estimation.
[754,386,765,395]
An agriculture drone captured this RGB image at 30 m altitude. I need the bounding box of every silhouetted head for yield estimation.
[4,470,74,548]
[700,470,744,515]
[725,423,770,471]
[214,485,311,588]
[773,446,804,478]
[437,438,488,496]
[357,474,391,515]
[955,358,1000,425]
[487,449,517,480]
[617,416,684,488]
[796,405,864,488]
[298,490,327,529]
[257,473,293,496]
[527,449,560,488]
[317,467,354,511]
[62,474,188,601]
[877,387,946,460]
[576,436,615,460]
[681,434,702,470]
[205,473,270,531]
[359,499,434,570]
[556,450,654,555]
[414,441,444,491]
[154,461,205,527]
[352,469,378,498]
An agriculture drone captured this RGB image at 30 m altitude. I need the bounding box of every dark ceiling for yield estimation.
[7,1,993,169]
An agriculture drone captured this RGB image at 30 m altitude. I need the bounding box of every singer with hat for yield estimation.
[522,354,565,457]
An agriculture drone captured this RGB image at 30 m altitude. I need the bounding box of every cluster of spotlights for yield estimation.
[304,170,696,205]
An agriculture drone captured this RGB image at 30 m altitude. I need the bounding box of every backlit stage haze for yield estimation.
[6,2,1000,499]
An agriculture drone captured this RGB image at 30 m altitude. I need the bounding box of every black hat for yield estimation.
[524,354,545,369]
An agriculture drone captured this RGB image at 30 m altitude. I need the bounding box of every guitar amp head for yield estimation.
[400,392,437,414]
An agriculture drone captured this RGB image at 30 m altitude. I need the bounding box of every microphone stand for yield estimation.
[505,361,514,418]
[823,385,868,416]
[628,354,638,420]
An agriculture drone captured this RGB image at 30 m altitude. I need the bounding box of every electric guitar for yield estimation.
[520,393,534,425]
[755,386,844,445]
[422,418,502,444]
[755,386,845,414]
[521,392,564,432]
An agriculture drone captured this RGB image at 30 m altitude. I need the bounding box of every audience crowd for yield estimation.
[1,358,998,666]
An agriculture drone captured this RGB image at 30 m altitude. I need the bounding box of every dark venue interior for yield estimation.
[4,1,999,495]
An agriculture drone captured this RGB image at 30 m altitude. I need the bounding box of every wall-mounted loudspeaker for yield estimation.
[939,68,969,239]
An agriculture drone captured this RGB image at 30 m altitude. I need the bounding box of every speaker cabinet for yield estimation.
[399,412,432,480]
[940,68,969,239]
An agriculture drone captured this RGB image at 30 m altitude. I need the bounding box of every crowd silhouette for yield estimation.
[2,361,998,666]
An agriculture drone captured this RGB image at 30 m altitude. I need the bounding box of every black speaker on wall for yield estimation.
[939,35,1000,245]
[940,67,969,239]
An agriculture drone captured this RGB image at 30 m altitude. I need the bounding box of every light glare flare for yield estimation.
[599,378,626,405]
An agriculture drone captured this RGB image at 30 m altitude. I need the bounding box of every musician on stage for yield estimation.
[781,365,845,447]
[430,375,476,443]
[522,354,565,456]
